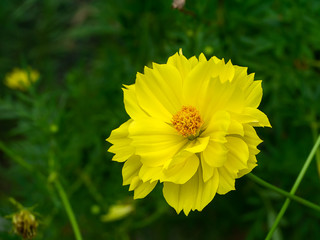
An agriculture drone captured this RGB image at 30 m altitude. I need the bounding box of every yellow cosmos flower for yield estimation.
[107,50,271,215]
[4,67,39,91]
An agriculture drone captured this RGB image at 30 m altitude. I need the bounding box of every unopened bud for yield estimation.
[12,209,38,240]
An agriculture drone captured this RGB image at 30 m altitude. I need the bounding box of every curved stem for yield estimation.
[54,179,83,240]
[247,173,320,212]
[266,134,320,240]
[0,141,33,172]
[0,140,83,239]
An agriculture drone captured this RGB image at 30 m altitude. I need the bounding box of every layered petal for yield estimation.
[201,141,228,168]
[122,155,157,199]
[163,154,199,184]
[129,118,188,167]
[213,59,235,83]
[167,52,192,79]
[217,162,238,194]
[107,120,135,162]
[131,177,157,199]
[200,156,215,182]
[135,64,183,122]
[162,137,209,184]
[163,167,219,215]
[122,155,142,185]
[183,58,216,106]
[138,137,209,184]
[123,84,148,119]
[244,80,262,109]
[163,136,210,168]
[232,66,263,108]
[237,124,263,177]
[203,111,231,141]
[216,136,250,194]
[231,107,271,127]
[198,77,245,125]
[225,136,249,171]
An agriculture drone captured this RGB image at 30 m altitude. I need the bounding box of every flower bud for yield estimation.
[12,209,38,240]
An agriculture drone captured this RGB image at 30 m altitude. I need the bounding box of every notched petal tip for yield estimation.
[198,53,207,62]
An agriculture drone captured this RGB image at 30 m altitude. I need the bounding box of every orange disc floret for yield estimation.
[172,106,203,139]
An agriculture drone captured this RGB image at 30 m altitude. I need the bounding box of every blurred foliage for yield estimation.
[0,0,320,239]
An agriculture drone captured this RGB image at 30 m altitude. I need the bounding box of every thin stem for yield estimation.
[0,139,83,239]
[247,173,320,212]
[0,141,33,172]
[54,179,83,240]
[266,134,320,240]
[311,121,320,178]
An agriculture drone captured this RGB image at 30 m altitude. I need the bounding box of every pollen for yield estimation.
[172,106,203,139]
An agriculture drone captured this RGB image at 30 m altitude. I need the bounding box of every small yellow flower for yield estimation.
[100,203,134,222]
[107,50,271,215]
[12,209,38,240]
[4,67,39,91]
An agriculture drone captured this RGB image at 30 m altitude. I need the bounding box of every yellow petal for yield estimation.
[200,156,215,182]
[232,65,248,83]
[232,107,271,127]
[163,154,199,184]
[107,120,131,144]
[164,137,210,169]
[244,80,262,108]
[204,111,230,142]
[217,136,250,194]
[198,77,245,124]
[129,118,187,167]
[188,56,199,68]
[225,136,249,170]
[135,64,183,122]
[211,56,221,64]
[139,164,163,183]
[122,158,158,199]
[237,155,257,178]
[218,60,235,83]
[184,136,210,153]
[228,119,244,136]
[123,85,148,119]
[217,164,237,194]
[183,59,215,106]
[235,124,262,178]
[129,176,140,190]
[243,124,263,155]
[107,120,134,162]
[201,140,228,167]
[199,53,207,62]
[133,179,157,199]
[122,155,142,185]
[167,52,192,79]
[163,167,219,215]
[232,67,257,101]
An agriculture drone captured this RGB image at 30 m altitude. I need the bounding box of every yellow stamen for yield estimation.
[172,106,203,139]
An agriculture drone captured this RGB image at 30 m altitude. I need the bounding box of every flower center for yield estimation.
[172,106,203,139]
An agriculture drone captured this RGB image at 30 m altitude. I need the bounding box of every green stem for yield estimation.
[0,141,33,172]
[247,173,320,212]
[310,121,320,178]
[266,134,320,240]
[54,179,83,240]
[0,140,83,239]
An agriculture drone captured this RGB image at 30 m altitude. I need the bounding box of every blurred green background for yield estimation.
[1,0,320,239]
